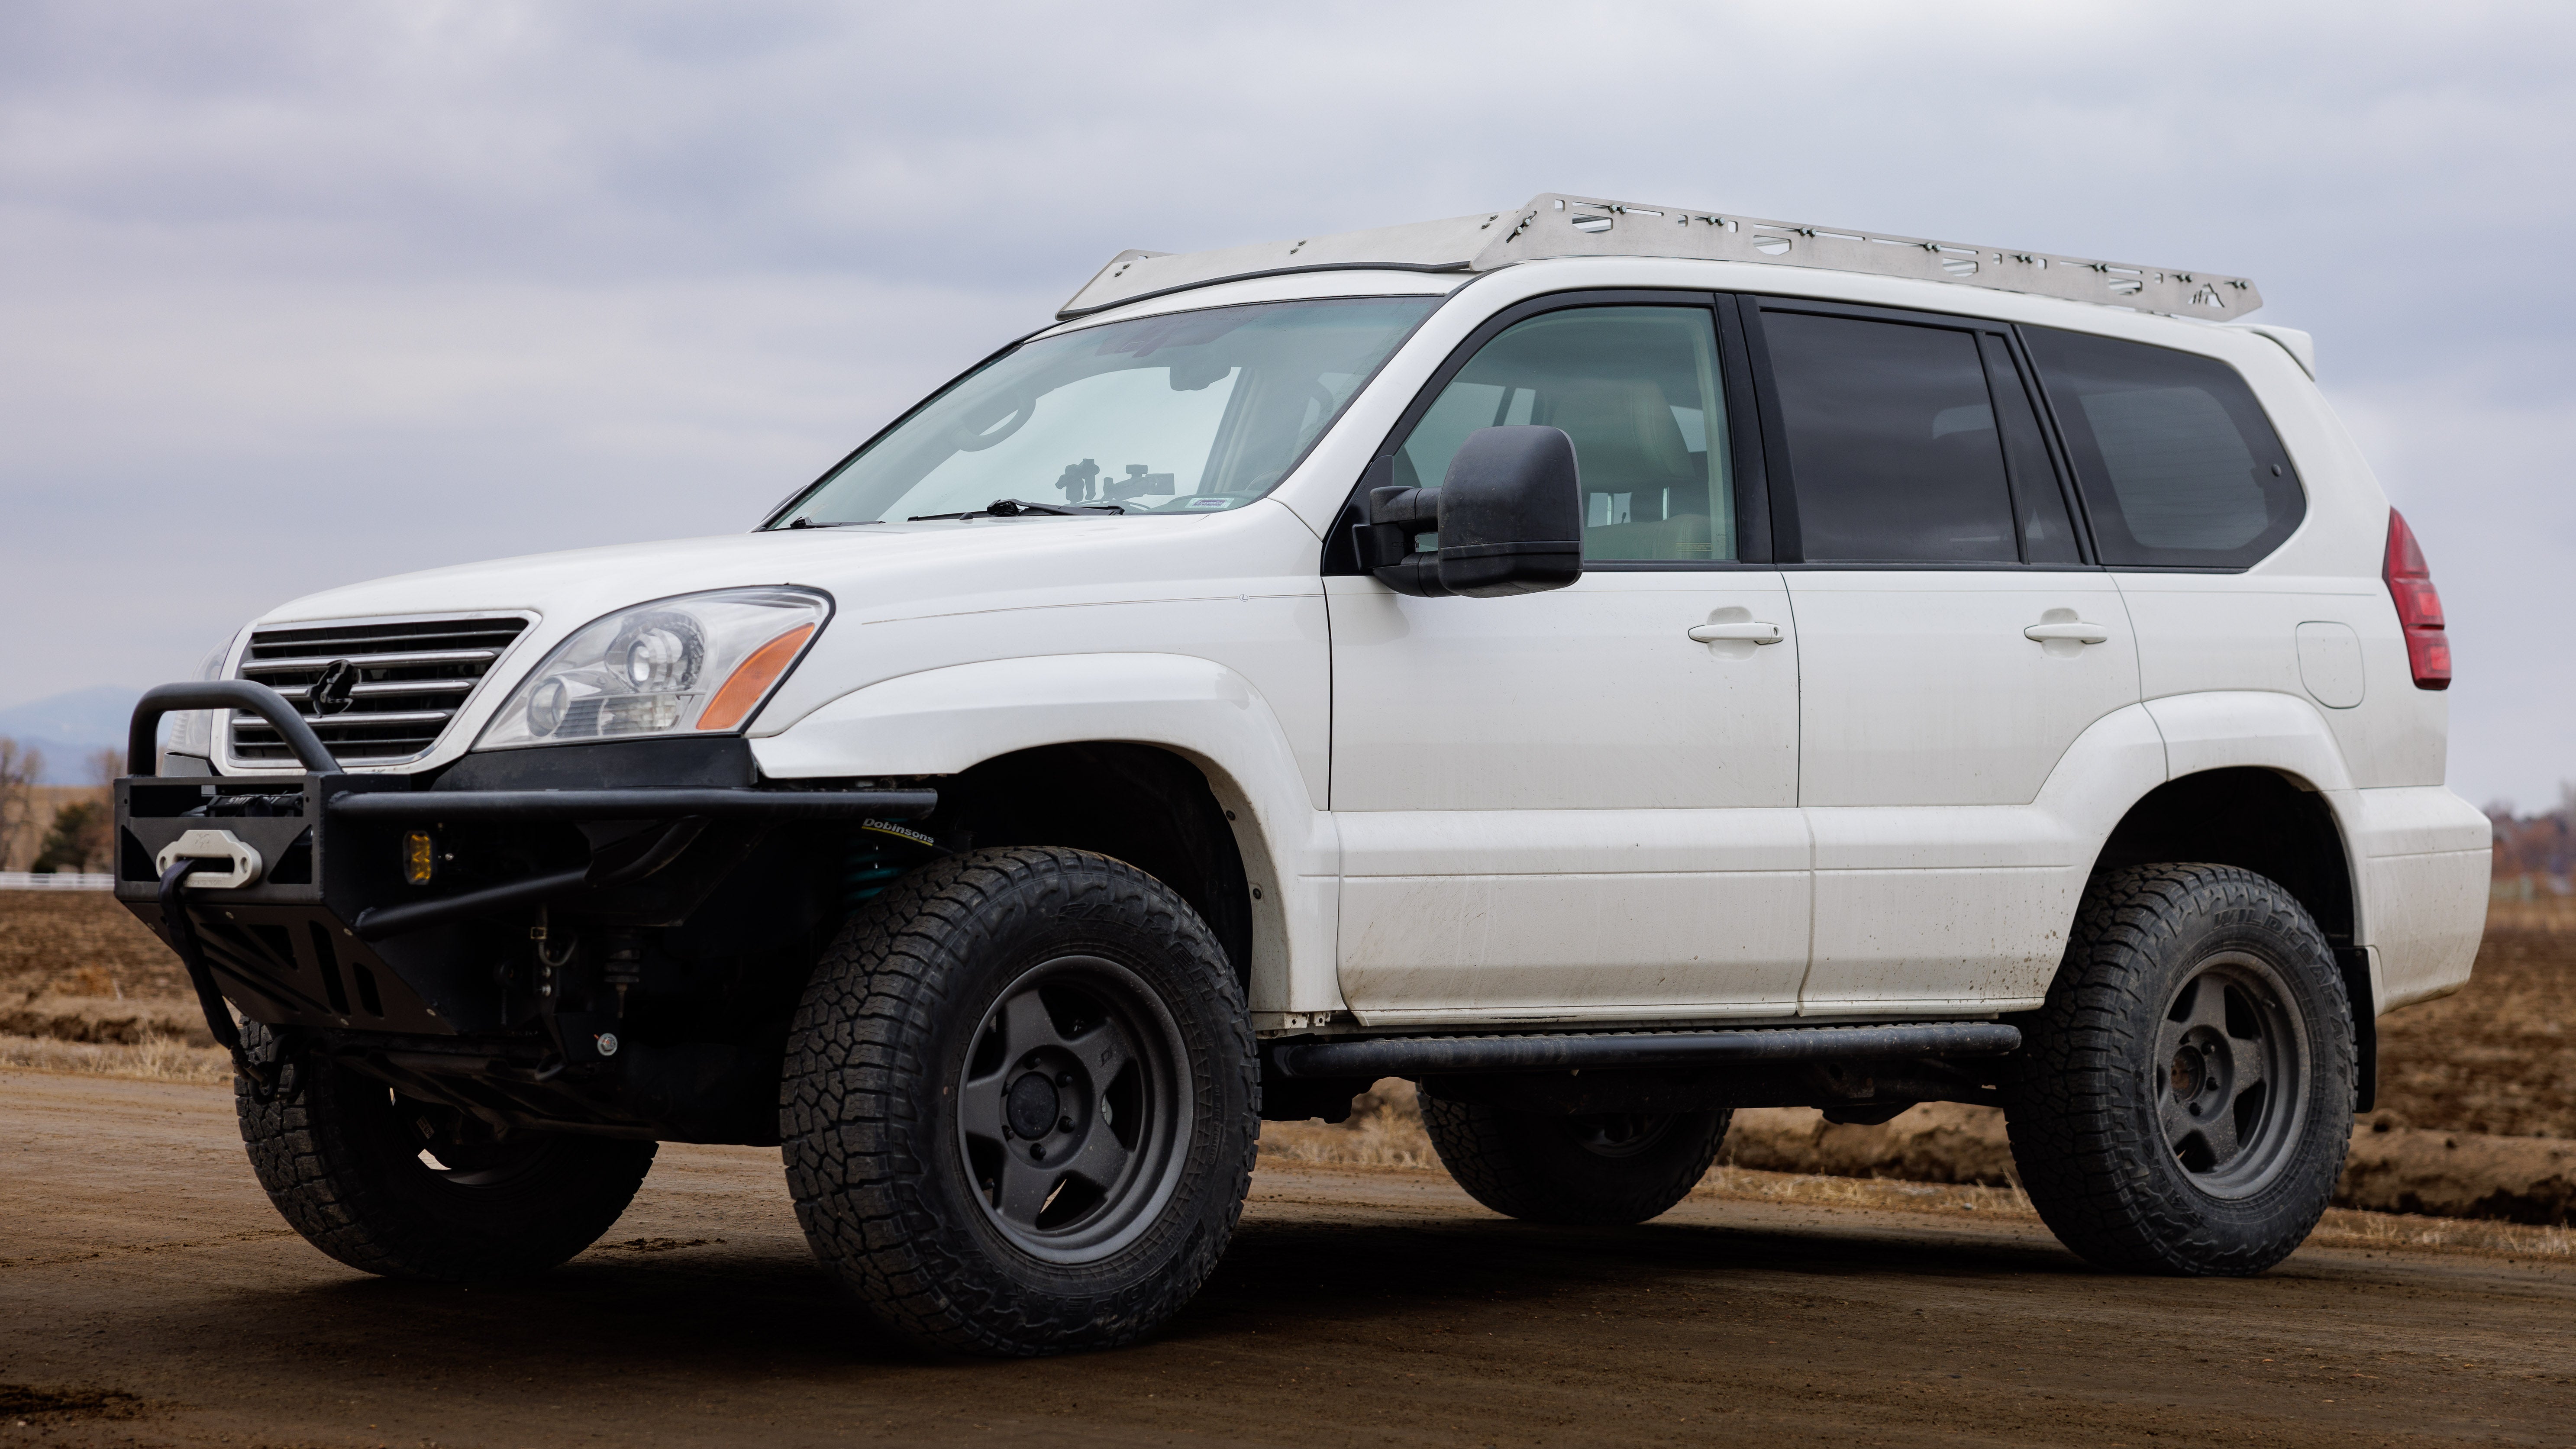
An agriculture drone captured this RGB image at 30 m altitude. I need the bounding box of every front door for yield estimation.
[1328,297,1808,1025]
[1744,297,2144,1013]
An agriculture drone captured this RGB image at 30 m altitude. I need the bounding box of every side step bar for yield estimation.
[1270,1021,2021,1079]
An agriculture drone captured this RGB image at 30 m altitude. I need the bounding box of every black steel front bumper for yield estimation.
[114,680,934,1046]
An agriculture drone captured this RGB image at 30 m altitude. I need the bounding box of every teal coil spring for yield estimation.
[845,845,908,909]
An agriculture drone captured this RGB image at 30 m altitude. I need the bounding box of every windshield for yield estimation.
[773,296,1440,525]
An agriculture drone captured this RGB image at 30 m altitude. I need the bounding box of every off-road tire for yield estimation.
[781,846,1258,1357]
[234,1021,657,1281]
[2008,863,2355,1276]
[1418,1085,1729,1226]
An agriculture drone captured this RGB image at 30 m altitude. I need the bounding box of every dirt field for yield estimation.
[2375,929,2576,1139]
[6,1071,2575,1448]
[0,890,190,1002]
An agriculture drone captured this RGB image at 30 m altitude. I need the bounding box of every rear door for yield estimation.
[1327,292,1810,1025]
[1742,297,2142,1013]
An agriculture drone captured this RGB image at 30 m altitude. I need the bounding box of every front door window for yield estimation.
[1397,307,1733,563]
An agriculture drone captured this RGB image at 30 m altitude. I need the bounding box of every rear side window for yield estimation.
[2023,327,2304,568]
[1758,310,2020,564]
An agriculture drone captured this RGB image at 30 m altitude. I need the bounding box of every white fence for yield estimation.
[0,871,115,891]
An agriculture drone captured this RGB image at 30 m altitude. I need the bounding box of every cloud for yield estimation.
[2,0,2571,801]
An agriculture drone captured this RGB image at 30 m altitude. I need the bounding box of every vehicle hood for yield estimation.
[225,503,1324,773]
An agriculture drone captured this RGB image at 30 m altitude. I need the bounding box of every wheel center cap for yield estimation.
[1007,1072,1062,1139]
[2169,1049,2204,1098]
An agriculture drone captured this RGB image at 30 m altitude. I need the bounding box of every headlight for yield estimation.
[476,587,830,750]
[168,627,244,760]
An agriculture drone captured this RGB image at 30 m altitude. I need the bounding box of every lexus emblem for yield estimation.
[310,659,361,717]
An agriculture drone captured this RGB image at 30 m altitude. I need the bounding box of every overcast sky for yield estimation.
[3,0,2571,808]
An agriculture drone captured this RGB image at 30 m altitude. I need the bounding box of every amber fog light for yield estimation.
[402,830,436,887]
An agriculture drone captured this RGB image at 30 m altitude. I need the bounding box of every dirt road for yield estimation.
[4,1072,2571,1447]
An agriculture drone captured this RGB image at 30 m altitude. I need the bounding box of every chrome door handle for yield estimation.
[2024,621,2110,645]
[1688,621,1784,645]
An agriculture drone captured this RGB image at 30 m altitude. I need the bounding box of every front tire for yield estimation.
[2008,863,2355,1276]
[236,1022,657,1281]
[1419,1085,1729,1226]
[781,847,1258,1357]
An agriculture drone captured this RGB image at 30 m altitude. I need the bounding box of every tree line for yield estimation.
[0,739,122,875]
[2487,787,2573,899]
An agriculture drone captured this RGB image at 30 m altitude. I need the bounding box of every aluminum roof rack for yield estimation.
[1059,191,2260,321]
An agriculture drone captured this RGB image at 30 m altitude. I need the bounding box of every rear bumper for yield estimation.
[2341,785,2491,1013]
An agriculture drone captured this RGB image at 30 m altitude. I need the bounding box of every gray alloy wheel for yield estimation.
[2153,952,2311,1196]
[956,954,1194,1264]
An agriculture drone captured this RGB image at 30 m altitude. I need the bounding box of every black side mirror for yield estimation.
[1353,426,1583,598]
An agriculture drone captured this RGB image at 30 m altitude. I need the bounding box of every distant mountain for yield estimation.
[0,686,144,784]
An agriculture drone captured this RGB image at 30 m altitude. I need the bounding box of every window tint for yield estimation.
[1398,307,1733,563]
[1760,310,2019,564]
[2023,326,2304,568]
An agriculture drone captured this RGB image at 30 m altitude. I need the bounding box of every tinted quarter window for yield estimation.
[1400,306,1733,563]
[1760,310,2019,565]
[2023,326,2304,568]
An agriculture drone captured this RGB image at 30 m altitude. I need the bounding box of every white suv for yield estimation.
[115,193,2490,1355]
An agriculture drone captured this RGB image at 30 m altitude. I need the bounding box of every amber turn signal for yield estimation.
[402,830,436,886]
[696,623,818,732]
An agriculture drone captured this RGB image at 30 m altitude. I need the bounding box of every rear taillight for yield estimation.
[2383,508,2450,690]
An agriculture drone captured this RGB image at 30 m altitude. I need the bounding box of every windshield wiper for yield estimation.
[907,498,1127,522]
[781,517,883,529]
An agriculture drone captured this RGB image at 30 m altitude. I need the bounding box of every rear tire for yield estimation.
[781,847,1258,1357]
[1418,1084,1728,1226]
[2007,863,2355,1276]
[235,1022,657,1281]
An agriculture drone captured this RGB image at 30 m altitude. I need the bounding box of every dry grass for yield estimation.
[0,994,211,1046]
[2308,1205,2576,1260]
[1259,1078,1440,1168]
[1692,1164,2036,1217]
[0,1033,231,1084]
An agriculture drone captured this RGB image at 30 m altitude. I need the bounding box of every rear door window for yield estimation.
[2021,327,2304,568]
[1756,309,2027,565]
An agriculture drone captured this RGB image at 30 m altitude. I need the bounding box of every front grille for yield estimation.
[231,615,531,765]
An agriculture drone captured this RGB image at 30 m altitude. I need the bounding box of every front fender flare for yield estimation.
[749,652,1343,1016]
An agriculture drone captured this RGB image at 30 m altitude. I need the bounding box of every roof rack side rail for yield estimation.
[1058,191,2260,321]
